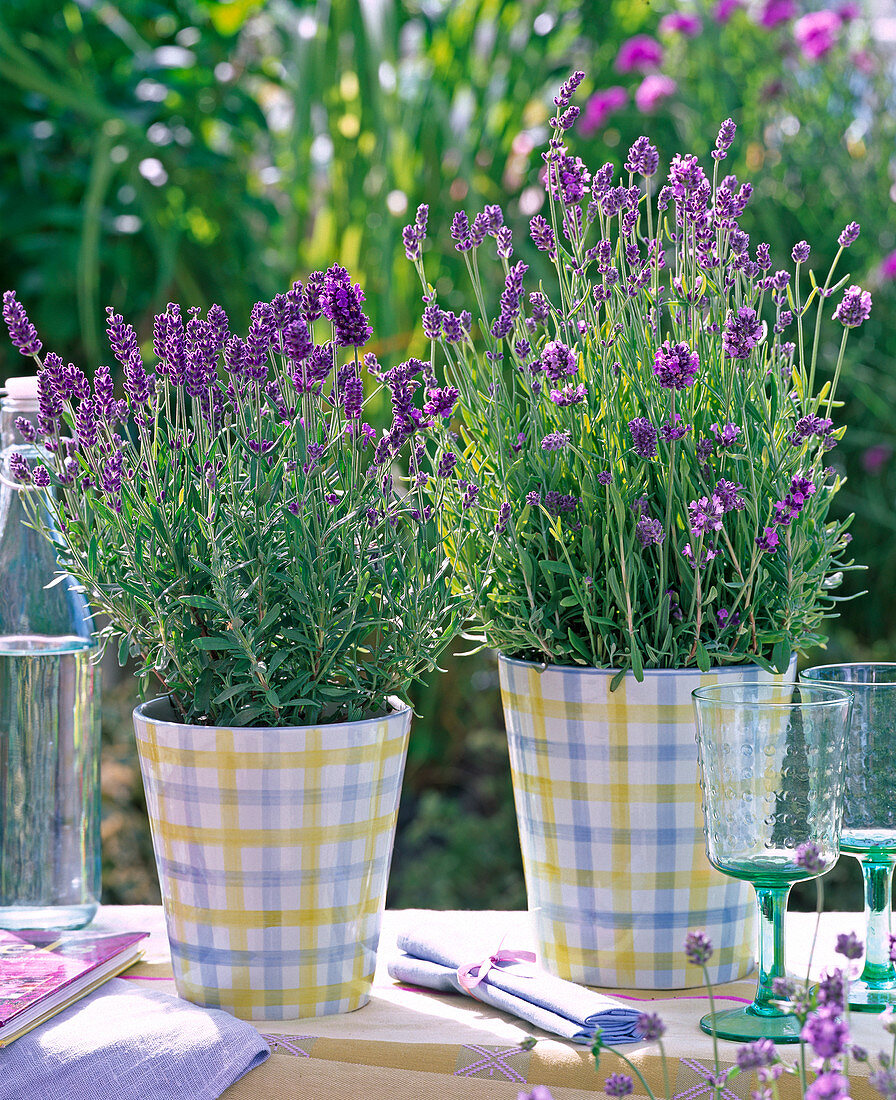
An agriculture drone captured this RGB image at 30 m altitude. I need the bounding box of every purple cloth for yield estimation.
[0,978,269,1100]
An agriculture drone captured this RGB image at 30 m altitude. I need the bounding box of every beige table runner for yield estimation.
[91,907,888,1099]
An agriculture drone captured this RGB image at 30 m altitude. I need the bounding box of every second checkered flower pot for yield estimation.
[498,656,794,990]
[132,697,411,1020]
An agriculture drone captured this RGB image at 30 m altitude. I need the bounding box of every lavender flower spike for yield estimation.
[838,222,860,248]
[712,118,736,161]
[628,417,658,459]
[2,291,42,357]
[833,285,872,328]
[323,264,373,347]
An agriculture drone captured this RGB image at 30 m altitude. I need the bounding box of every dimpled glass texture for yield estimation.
[801,663,896,1009]
[693,681,852,1042]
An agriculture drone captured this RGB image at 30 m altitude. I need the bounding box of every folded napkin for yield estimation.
[388,915,642,1045]
[0,977,269,1100]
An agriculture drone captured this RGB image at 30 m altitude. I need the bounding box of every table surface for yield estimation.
[92,906,888,1100]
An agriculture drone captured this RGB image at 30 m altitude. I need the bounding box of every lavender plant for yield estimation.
[2,272,474,727]
[405,72,870,678]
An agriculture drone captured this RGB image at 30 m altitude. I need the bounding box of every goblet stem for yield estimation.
[753,885,791,1014]
[858,857,896,987]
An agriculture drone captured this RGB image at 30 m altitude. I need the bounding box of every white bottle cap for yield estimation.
[3,376,40,400]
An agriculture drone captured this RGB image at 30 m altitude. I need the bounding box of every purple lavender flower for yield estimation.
[31,465,50,487]
[2,291,41,356]
[451,211,471,251]
[403,205,429,262]
[795,841,825,875]
[461,481,479,509]
[541,430,571,452]
[636,1013,665,1040]
[423,386,459,419]
[636,516,665,547]
[805,1072,850,1100]
[816,969,845,1011]
[93,365,117,421]
[544,490,579,516]
[491,262,528,339]
[736,1039,776,1070]
[496,226,513,259]
[105,306,140,372]
[494,501,511,534]
[624,135,659,177]
[792,241,811,263]
[323,265,373,347]
[755,526,780,554]
[787,414,833,447]
[688,495,725,535]
[528,293,551,324]
[541,341,576,381]
[723,307,763,359]
[684,931,713,965]
[597,470,612,485]
[529,215,555,254]
[442,312,465,343]
[835,932,863,961]
[833,284,872,328]
[8,452,31,483]
[469,212,490,248]
[302,271,326,323]
[14,417,36,443]
[715,479,746,512]
[550,383,586,407]
[604,1074,634,1098]
[421,303,443,340]
[710,422,741,448]
[660,414,691,442]
[526,490,541,507]
[224,335,246,378]
[75,398,98,448]
[437,452,457,478]
[838,222,860,248]
[628,417,658,459]
[341,373,364,419]
[653,340,699,389]
[553,69,585,111]
[801,1010,850,1060]
[712,118,736,161]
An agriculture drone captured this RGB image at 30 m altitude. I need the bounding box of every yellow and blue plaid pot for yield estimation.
[499,657,794,990]
[132,697,411,1020]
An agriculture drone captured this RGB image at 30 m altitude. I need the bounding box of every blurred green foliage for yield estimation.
[1,0,893,911]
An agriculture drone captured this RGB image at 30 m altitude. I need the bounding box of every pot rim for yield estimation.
[132,694,412,732]
[497,653,794,677]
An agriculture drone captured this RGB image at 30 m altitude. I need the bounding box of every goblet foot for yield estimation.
[848,978,896,1012]
[699,1006,803,1043]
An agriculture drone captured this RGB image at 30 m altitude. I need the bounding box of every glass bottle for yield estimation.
[0,376,100,929]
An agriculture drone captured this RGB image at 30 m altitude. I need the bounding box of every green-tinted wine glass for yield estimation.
[801,663,896,1010]
[692,682,852,1042]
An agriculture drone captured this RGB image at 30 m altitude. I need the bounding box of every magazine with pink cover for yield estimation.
[0,928,148,1029]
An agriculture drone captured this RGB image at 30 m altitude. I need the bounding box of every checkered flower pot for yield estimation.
[499,657,794,990]
[132,697,411,1020]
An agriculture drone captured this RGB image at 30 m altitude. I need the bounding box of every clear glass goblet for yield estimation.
[692,681,852,1042]
[800,663,896,1010]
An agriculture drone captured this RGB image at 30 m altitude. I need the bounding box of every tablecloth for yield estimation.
[86,907,887,1100]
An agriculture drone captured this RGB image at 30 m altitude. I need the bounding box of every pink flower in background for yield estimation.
[852,50,876,74]
[713,0,744,22]
[881,251,896,280]
[659,12,703,36]
[795,10,842,59]
[862,445,892,475]
[615,35,664,74]
[635,74,677,113]
[580,86,628,136]
[838,1,861,20]
[758,0,796,28]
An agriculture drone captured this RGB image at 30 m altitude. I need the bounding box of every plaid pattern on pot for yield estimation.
[498,657,794,990]
[132,698,411,1020]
